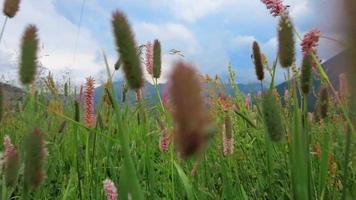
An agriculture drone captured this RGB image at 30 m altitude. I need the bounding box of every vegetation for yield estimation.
[0,1,355,200]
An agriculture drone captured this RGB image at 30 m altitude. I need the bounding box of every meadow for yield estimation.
[0,0,356,199]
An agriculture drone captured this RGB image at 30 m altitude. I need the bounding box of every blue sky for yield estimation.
[0,0,344,86]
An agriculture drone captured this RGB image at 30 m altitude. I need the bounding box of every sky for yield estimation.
[0,0,345,86]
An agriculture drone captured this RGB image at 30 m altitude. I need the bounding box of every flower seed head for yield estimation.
[3,135,20,187]
[170,62,207,157]
[19,24,39,85]
[3,0,20,18]
[278,14,295,68]
[112,10,143,89]
[252,41,264,81]
[153,39,162,79]
[262,91,284,141]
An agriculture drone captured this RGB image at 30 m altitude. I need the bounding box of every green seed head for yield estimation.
[252,41,264,81]
[262,91,284,142]
[19,24,39,85]
[3,0,20,18]
[74,100,80,122]
[301,53,313,94]
[111,10,143,90]
[278,14,295,68]
[24,127,47,192]
[153,39,162,79]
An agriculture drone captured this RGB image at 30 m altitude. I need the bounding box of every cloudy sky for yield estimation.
[0,0,345,86]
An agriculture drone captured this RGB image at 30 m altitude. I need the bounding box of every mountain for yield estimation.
[275,50,348,111]
[94,81,264,104]
[0,82,24,111]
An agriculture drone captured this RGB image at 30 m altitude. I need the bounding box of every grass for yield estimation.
[0,3,355,200]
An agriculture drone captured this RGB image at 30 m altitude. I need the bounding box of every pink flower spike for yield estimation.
[103,178,118,200]
[145,41,153,75]
[159,129,171,152]
[261,0,287,17]
[301,28,321,55]
[84,77,96,128]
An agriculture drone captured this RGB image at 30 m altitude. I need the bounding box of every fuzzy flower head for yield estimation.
[222,116,234,156]
[245,93,251,110]
[3,135,20,187]
[103,179,118,200]
[261,0,287,17]
[24,128,48,191]
[84,77,96,128]
[145,41,153,75]
[301,28,321,55]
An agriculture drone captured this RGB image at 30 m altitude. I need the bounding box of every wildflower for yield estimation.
[223,115,234,156]
[261,0,287,17]
[262,91,284,141]
[3,135,20,187]
[84,77,95,128]
[218,93,234,112]
[3,0,20,18]
[245,93,251,110]
[145,41,153,75]
[252,41,264,81]
[19,24,39,85]
[112,10,143,90]
[153,39,162,79]
[313,143,321,158]
[24,128,47,191]
[278,14,295,68]
[328,154,337,177]
[103,178,118,200]
[301,53,313,94]
[159,129,170,152]
[170,61,208,157]
[301,28,321,56]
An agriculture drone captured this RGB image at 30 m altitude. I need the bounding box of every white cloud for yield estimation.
[0,0,106,85]
[233,35,256,48]
[134,22,199,54]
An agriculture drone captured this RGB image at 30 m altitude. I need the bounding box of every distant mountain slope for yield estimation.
[276,50,348,111]
[0,82,24,111]
[94,80,264,104]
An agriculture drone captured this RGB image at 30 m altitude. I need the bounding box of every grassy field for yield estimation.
[0,0,356,200]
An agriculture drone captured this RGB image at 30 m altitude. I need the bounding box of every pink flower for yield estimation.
[103,179,118,200]
[261,0,287,17]
[4,135,17,161]
[301,29,321,56]
[145,41,153,75]
[159,129,171,152]
[85,77,96,128]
